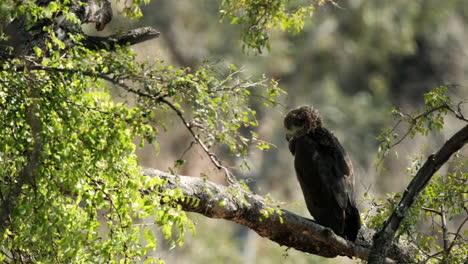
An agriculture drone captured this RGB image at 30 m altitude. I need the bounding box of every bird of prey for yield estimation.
[284,105,361,241]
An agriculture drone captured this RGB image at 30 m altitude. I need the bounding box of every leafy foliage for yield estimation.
[364,155,467,263]
[375,86,460,168]
[0,0,466,263]
[0,0,282,262]
[365,87,468,263]
[219,0,321,52]
[0,60,187,262]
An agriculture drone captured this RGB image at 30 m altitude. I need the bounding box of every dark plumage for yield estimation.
[284,105,361,241]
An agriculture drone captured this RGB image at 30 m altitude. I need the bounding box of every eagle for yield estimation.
[284,105,361,241]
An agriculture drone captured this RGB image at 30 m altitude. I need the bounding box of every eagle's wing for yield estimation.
[316,129,356,211]
[315,129,361,240]
[293,135,347,233]
[288,137,296,155]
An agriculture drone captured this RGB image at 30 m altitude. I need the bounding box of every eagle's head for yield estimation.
[284,105,322,141]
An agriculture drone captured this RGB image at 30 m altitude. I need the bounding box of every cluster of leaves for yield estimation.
[97,53,283,171]
[258,194,284,223]
[219,0,322,52]
[0,60,190,263]
[0,0,282,263]
[412,156,467,263]
[170,65,281,155]
[120,0,152,19]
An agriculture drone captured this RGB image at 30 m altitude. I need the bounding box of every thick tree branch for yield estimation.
[368,124,468,264]
[83,27,160,50]
[2,2,159,57]
[142,168,413,263]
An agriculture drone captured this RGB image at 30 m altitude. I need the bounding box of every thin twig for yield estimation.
[407,232,440,264]
[445,101,468,122]
[447,212,468,252]
[159,98,236,184]
[420,250,444,264]
[421,207,441,215]
[390,105,448,148]
[209,68,245,92]
[179,141,196,161]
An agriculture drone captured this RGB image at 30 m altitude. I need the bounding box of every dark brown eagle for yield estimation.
[284,105,361,241]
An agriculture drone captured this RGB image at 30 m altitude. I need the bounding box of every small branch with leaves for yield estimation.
[376,87,467,166]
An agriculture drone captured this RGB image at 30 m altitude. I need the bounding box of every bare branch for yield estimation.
[421,207,441,215]
[142,168,413,263]
[368,124,468,264]
[447,101,468,122]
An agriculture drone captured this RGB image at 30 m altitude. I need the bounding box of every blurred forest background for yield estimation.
[87,0,468,263]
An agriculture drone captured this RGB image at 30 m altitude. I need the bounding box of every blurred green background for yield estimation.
[88,0,468,263]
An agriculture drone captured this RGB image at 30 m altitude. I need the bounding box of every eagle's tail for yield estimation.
[344,206,362,241]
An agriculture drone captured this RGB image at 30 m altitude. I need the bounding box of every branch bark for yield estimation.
[142,168,413,263]
[83,27,160,50]
[368,124,468,264]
